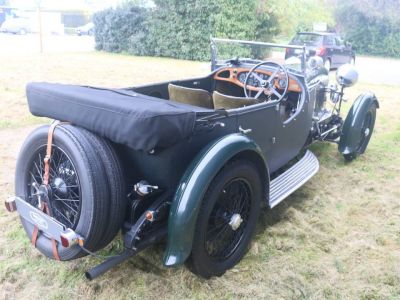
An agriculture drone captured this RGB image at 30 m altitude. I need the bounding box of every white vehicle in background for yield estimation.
[0,18,32,34]
[76,22,94,36]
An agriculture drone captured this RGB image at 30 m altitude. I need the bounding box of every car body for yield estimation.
[5,38,377,280]
[0,17,31,34]
[76,22,94,36]
[285,32,355,71]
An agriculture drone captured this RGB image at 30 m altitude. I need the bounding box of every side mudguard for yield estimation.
[163,133,268,267]
[339,92,379,155]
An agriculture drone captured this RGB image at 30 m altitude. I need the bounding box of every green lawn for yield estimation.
[0,51,399,300]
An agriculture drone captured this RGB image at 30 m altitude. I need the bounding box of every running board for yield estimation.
[269,150,319,208]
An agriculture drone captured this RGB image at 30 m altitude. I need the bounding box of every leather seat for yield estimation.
[168,84,213,109]
[212,91,260,110]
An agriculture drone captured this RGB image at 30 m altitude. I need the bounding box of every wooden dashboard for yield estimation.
[213,67,302,93]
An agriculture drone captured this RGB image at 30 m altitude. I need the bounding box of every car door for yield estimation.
[334,37,347,65]
[235,104,279,172]
[323,35,337,66]
[271,77,315,172]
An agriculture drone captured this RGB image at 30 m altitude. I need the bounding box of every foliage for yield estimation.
[270,0,334,38]
[335,0,400,57]
[94,0,279,61]
[93,4,148,53]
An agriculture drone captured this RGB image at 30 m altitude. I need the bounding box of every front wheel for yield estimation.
[343,104,377,161]
[187,160,263,278]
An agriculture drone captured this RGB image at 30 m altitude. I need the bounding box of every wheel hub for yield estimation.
[364,128,370,137]
[229,213,243,231]
[52,177,68,195]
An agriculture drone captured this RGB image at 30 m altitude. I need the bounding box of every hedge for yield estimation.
[93,0,279,61]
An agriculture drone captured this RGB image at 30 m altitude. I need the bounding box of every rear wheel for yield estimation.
[187,160,262,278]
[15,124,123,260]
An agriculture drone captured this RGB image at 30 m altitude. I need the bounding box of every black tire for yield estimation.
[15,124,110,260]
[187,160,262,278]
[78,129,127,249]
[343,104,377,162]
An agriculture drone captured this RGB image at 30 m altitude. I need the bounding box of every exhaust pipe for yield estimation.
[85,249,136,280]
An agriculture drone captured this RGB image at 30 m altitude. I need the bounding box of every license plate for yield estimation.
[14,197,66,243]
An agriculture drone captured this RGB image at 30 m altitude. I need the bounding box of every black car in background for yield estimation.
[285,32,355,71]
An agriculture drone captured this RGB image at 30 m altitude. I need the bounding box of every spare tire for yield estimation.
[15,124,119,260]
[78,128,127,250]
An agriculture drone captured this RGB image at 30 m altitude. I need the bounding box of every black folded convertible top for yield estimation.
[26,82,212,151]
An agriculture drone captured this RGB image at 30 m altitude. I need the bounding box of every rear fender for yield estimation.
[163,133,268,267]
[339,92,379,154]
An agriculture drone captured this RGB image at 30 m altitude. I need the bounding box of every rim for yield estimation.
[358,111,372,151]
[205,178,252,261]
[26,145,82,229]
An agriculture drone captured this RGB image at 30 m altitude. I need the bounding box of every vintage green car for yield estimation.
[5,38,378,280]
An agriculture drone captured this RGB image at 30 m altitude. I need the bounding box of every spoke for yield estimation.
[267,68,279,83]
[29,171,40,186]
[252,72,264,83]
[53,207,74,227]
[60,202,78,214]
[69,189,80,199]
[33,161,43,182]
[207,221,226,235]
[254,89,264,99]
[53,197,80,202]
[270,87,282,98]
[209,225,231,244]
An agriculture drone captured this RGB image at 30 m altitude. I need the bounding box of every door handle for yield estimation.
[239,126,252,134]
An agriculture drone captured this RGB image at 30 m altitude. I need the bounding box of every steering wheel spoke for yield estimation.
[244,61,289,102]
[254,88,264,99]
[270,86,282,98]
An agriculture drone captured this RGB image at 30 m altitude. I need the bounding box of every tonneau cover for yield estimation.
[27,82,212,151]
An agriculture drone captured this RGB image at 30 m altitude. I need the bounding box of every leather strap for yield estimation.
[31,121,65,261]
[43,120,61,186]
[31,226,39,247]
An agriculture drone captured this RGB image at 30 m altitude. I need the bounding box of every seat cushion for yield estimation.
[168,84,213,109]
[212,91,260,110]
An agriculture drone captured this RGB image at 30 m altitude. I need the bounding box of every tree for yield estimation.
[335,0,400,57]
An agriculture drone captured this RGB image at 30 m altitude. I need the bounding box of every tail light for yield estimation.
[60,229,84,248]
[316,47,326,56]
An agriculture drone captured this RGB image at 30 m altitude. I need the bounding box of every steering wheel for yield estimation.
[244,61,289,101]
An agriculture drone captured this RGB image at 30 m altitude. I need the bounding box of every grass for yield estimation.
[1,50,400,300]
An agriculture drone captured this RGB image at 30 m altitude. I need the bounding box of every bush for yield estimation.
[93,0,279,61]
[93,4,148,54]
[335,0,400,58]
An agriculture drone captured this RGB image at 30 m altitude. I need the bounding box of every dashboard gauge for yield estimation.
[238,72,247,84]
[278,78,288,89]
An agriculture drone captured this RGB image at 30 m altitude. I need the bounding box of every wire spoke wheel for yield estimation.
[358,111,372,152]
[27,145,82,229]
[15,125,121,260]
[205,179,252,260]
[188,160,262,278]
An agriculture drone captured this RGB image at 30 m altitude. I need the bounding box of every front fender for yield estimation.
[339,92,379,154]
[163,133,268,267]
